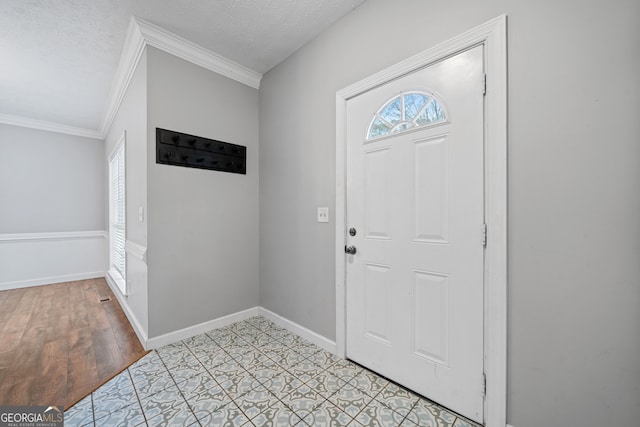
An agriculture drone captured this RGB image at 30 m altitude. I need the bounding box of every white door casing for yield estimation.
[335,16,507,427]
[346,46,485,422]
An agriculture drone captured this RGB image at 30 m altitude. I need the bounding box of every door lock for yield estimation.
[349,227,357,236]
[345,245,357,255]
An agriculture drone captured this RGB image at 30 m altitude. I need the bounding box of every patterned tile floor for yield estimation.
[65,316,481,426]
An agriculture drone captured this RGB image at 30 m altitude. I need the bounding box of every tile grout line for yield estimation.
[90,393,95,426]
[227,321,307,425]
[185,327,327,427]
[192,324,260,424]
[75,316,468,427]
[222,320,333,426]
[173,340,218,425]
[247,327,327,423]
[125,364,148,426]
[155,346,203,426]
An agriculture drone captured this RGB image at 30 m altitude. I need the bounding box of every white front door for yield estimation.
[345,46,485,423]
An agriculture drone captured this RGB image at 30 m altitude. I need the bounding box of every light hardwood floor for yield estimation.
[0,278,147,409]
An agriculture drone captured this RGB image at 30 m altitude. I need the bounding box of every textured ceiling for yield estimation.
[0,0,366,131]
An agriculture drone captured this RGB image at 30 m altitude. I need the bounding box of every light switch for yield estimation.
[317,207,329,223]
[138,207,144,222]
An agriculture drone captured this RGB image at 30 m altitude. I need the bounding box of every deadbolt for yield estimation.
[349,227,357,236]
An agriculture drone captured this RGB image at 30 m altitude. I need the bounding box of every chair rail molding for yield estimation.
[126,239,147,263]
[0,230,107,242]
[0,230,107,291]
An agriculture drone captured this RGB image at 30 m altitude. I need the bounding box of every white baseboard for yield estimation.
[0,271,105,291]
[133,305,336,355]
[145,307,261,349]
[104,273,149,349]
[258,307,337,355]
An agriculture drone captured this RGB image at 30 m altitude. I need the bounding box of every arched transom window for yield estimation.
[367,92,447,140]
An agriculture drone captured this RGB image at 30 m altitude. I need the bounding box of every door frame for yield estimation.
[335,15,507,427]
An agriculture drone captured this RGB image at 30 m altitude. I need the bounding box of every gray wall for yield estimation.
[104,51,149,334]
[259,1,640,426]
[0,124,104,233]
[146,47,260,338]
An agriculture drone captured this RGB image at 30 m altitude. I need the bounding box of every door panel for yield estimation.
[364,147,392,240]
[412,270,449,365]
[413,135,449,243]
[346,46,485,423]
[364,263,392,345]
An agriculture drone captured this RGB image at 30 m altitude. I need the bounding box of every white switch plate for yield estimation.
[317,207,329,223]
[138,207,144,222]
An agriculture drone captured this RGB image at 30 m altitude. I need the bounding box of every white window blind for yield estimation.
[109,137,126,294]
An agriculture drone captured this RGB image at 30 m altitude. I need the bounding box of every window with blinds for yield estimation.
[109,135,126,295]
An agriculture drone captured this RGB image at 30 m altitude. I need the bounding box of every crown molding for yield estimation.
[0,113,103,140]
[98,16,147,138]
[136,18,262,90]
[4,16,262,140]
[99,16,262,139]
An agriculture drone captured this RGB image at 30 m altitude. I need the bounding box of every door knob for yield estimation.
[345,245,357,255]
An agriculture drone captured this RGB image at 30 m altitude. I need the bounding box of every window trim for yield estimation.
[108,132,127,296]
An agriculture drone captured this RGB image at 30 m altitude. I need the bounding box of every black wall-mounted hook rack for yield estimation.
[156,128,247,175]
